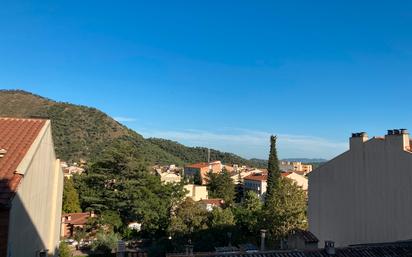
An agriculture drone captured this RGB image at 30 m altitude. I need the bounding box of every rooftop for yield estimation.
[166,241,412,257]
[244,173,267,182]
[0,117,46,205]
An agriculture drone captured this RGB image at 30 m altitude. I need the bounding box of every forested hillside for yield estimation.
[0,90,263,166]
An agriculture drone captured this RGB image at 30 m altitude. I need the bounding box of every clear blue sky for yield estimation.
[1,1,412,160]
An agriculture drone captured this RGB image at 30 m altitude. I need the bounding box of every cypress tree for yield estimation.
[266,135,281,200]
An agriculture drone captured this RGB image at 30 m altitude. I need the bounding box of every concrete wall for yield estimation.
[309,132,412,247]
[7,121,64,257]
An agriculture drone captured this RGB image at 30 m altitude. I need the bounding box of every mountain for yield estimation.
[0,90,263,167]
[148,138,266,168]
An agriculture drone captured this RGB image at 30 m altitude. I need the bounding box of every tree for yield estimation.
[234,191,263,235]
[91,231,120,254]
[209,207,235,228]
[59,241,72,257]
[168,198,208,237]
[264,178,307,240]
[206,170,236,205]
[62,178,81,213]
[266,135,281,201]
[101,210,123,231]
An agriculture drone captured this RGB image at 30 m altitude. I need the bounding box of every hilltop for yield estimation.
[0,90,265,167]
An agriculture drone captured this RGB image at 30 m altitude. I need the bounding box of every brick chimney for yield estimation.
[349,132,368,150]
[385,129,410,151]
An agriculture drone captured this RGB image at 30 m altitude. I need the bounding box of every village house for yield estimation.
[279,161,312,175]
[61,212,95,238]
[153,164,182,184]
[199,198,225,212]
[184,161,222,185]
[309,129,412,247]
[244,171,308,199]
[184,184,208,201]
[230,168,262,184]
[0,118,64,257]
[281,172,308,191]
[243,172,268,199]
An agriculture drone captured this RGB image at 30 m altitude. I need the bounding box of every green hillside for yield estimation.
[0,90,264,167]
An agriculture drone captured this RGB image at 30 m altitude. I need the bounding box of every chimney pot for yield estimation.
[388,130,394,135]
[401,129,409,135]
[325,241,335,255]
[394,129,400,135]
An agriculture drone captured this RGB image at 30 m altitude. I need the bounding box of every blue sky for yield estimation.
[1,1,412,159]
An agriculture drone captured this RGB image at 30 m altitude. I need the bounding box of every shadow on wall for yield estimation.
[0,178,59,257]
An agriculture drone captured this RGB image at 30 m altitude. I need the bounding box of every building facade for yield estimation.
[309,129,412,247]
[0,118,64,257]
[184,161,222,185]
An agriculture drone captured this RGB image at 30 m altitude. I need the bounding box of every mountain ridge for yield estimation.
[0,89,265,167]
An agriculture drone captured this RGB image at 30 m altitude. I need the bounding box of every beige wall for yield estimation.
[7,121,64,257]
[184,184,208,201]
[285,172,308,191]
[309,132,412,247]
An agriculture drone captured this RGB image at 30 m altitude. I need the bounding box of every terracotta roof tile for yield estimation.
[0,117,46,205]
[62,212,92,225]
[244,173,267,182]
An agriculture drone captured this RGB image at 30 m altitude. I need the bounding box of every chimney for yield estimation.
[260,229,267,251]
[349,132,368,150]
[385,128,410,151]
[325,241,335,255]
[67,215,72,221]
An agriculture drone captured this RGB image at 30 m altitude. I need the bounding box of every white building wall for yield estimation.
[309,132,412,247]
[7,121,64,257]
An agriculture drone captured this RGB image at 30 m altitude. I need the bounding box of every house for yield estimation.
[184,184,208,201]
[0,118,64,257]
[244,171,308,200]
[309,129,412,247]
[199,198,225,211]
[230,168,261,184]
[155,169,182,184]
[281,172,308,191]
[243,172,267,199]
[184,161,222,185]
[61,212,95,238]
[286,229,319,250]
[63,165,85,179]
[279,161,312,175]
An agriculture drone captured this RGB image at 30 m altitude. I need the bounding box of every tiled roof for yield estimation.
[62,212,92,225]
[244,173,267,182]
[0,118,46,205]
[186,162,210,169]
[200,198,225,206]
[166,241,412,257]
[289,229,319,243]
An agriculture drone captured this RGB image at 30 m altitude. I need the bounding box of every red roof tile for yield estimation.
[199,198,225,207]
[0,117,46,205]
[185,162,210,169]
[244,173,267,182]
[62,212,92,226]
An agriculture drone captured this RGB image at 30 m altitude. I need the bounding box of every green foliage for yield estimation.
[206,170,236,205]
[148,138,267,168]
[74,139,187,237]
[59,241,72,257]
[264,178,307,240]
[62,178,82,213]
[168,198,208,237]
[234,191,263,235]
[0,90,263,167]
[209,207,235,228]
[91,231,120,254]
[266,135,281,200]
